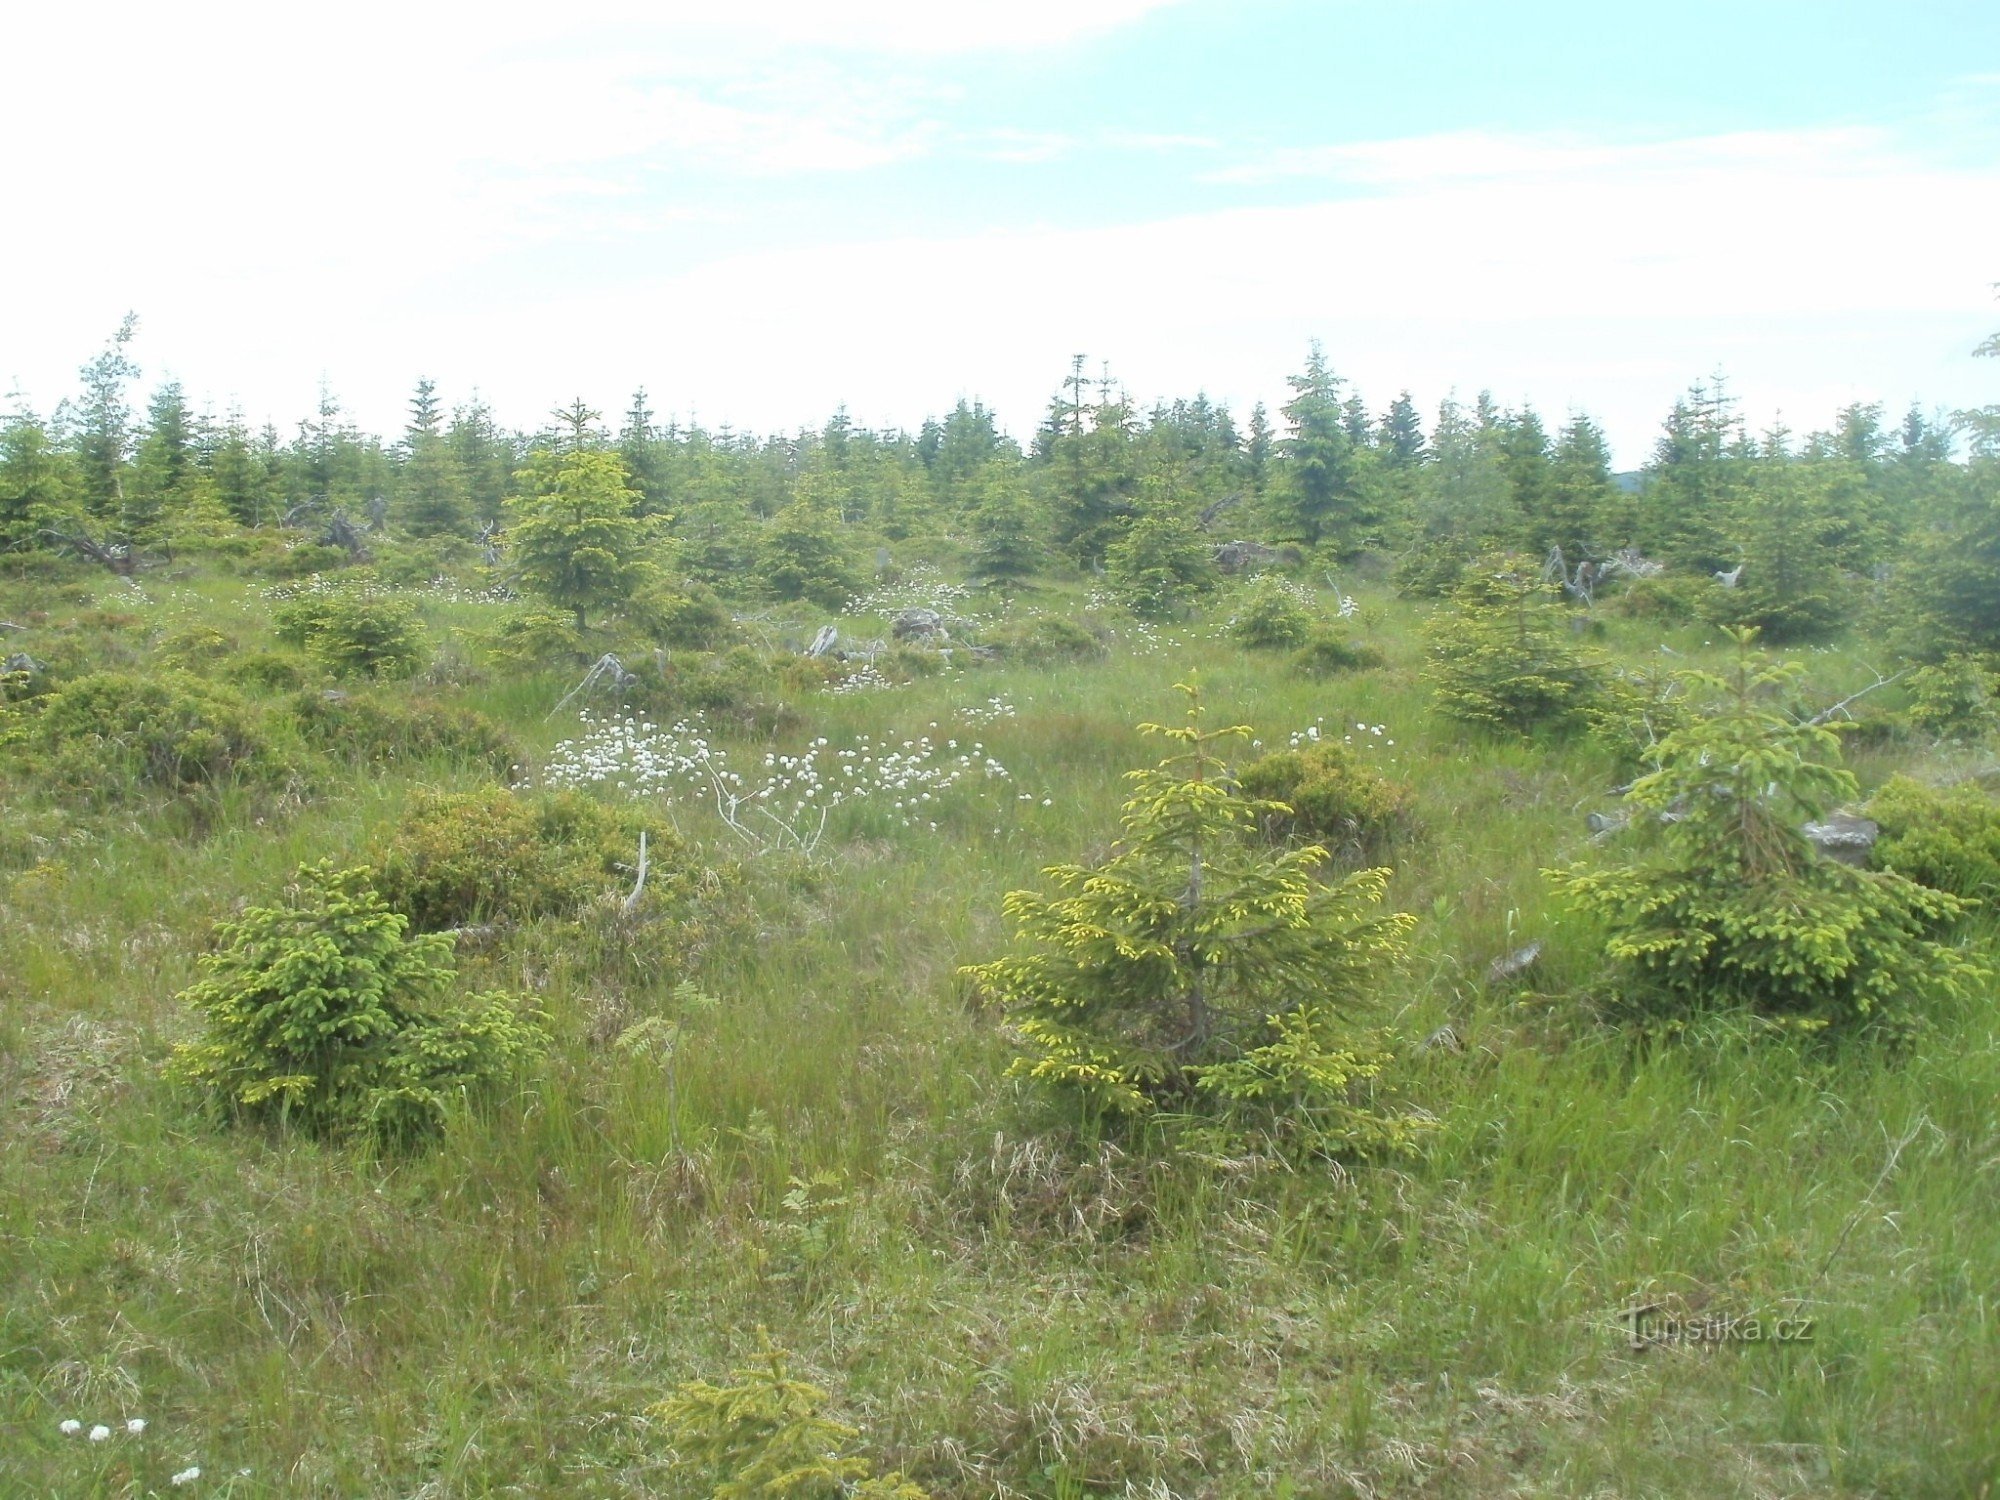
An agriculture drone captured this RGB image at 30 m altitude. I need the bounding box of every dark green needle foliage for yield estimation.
[1549,633,1983,1039]
[167,861,545,1141]
[1424,554,1604,734]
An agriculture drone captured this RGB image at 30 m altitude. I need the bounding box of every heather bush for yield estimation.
[285,688,518,776]
[371,785,677,931]
[25,669,275,802]
[1869,776,2000,908]
[1237,738,1415,859]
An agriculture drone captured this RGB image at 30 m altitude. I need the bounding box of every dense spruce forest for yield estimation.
[3,320,1999,1497]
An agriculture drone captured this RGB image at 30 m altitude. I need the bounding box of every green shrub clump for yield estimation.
[1231,576,1315,649]
[26,670,272,800]
[1291,624,1385,677]
[286,689,518,776]
[1903,655,1998,743]
[274,588,427,678]
[1549,637,1984,1039]
[990,612,1109,664]
[1238,739,1414,859]
[372,785,675,931]
[1869,776,2000,907]
[962,686,1424,1161]
[166,862,544,1141]
[1424,557,1603,734]
[630,581,736,649]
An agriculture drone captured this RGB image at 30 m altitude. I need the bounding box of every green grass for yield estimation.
[1,564,1996,1496]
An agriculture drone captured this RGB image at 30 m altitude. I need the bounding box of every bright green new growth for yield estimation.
[166,862,545,1141]
[962,684,1422,1159]
[1549,632,1984,1037]
[1869,775,2000,908]
[1237,738,1415,861]
[1424,556,1603,734]
[650,1332,930,1499]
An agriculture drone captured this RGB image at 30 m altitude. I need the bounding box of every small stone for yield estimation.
[1486,941,1544,984]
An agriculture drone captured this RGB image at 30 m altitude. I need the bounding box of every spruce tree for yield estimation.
[1544,412,1616,560]
[398,379,471,537]
[1549,635,1980,1038]
[0,406,81,549]
[69,313,140,523]
[1271,341,1370,554]
[962,685,1420,1158]
[508,448,656,630]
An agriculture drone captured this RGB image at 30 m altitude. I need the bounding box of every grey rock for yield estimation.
[1487,940,1544,984]
[891,608,947,643]
[1803,813,1878,866]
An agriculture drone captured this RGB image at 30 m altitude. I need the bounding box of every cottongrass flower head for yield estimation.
[171,1466,202,1487]
[89,1424,111,1441]
[59,1419,81,1435]
[126,1417,147,1434]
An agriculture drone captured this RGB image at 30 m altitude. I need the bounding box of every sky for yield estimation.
[3,0,1998,465]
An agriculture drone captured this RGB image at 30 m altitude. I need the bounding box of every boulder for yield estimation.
[890,608,947,644]
[1803,813,1878,866]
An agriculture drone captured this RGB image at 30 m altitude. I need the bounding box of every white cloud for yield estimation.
[3,6,1994,471]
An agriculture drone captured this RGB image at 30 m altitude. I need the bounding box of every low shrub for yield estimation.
[628,646,796,730]
[274,589,427,678]
[651,1335,930,1499]
[1869,776,2000,907]
[1903,656,1998,743]
[989,613,1109,664]
[1237,739,1415,858]
[484,609,586,670]
[1600,573,1713,622]
[373,536,475,587]
[166,861,544,1141]
[1424,557,1605,735]
[1549,640,1982,1039]
[155,625,239,670]
[225,650,311,693]
[286,689,518,776]
[371,785,677,931]
[26,670,275,801]
[256,541,353,579]
[1231,576,1315,650]
[1291,624,1385,677]
[1390,542,1469,599]
[629,581,736,649]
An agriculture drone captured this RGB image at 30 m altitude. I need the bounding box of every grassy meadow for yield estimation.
[2,554,1996,1499]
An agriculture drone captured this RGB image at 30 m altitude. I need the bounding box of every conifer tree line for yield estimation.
[4,322,1995,649]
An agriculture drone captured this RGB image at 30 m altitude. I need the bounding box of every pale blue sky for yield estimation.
[5,0,1997,462]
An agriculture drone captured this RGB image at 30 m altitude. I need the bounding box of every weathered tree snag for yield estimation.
[39,528,139,575]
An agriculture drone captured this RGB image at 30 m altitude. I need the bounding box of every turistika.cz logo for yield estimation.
[1619,1304,1816,1350]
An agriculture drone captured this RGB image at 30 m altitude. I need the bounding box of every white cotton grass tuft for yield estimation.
[541,711,1035,837]
[126,1417,147,1434]
[89,1424,111,1441]
[171,1466,202,1486]
[59,1419,81,1435]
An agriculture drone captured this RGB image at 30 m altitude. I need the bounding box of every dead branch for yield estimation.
[548,653,635,720]
[1802,668,1911,727]
[621,831,649,914]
